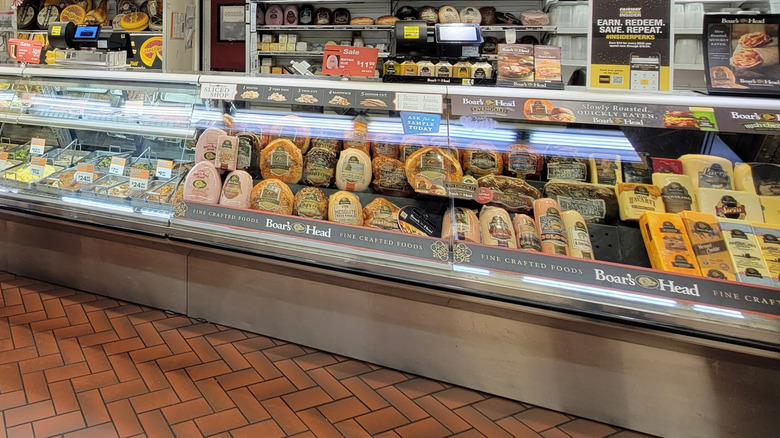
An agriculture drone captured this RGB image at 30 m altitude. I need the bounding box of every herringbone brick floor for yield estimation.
[0,271,654,438]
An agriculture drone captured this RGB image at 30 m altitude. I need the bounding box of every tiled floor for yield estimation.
[0,271,655,438]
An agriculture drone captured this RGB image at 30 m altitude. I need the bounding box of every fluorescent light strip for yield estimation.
[139,208,172,219]
[61,196,135,214]
[692,305,745,319]
[523,275,678,308]
[453,264,492,276]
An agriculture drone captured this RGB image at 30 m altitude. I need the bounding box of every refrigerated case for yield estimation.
[0,67,777,437]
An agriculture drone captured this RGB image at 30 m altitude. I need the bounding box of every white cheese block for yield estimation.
[616,183,665,221]
[720,219,774,286]
[750,222,780,288]
[335,149,372,192]
[697,188,764,222]
[679,154,734,190]
[652,173,697,213]
[589,154,622,186]
[734,162,780,196]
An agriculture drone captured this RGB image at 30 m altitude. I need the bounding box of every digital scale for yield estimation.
[393,21,483,58]
[47,21,132,67]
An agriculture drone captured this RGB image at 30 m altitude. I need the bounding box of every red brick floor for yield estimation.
[0,271,655,438]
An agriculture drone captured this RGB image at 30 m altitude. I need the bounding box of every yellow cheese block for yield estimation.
[697,188,764,222]
[734,162,780,195]
[561,210,594,259]
[652,173,697,213]
[588,154,622,186]
[719,219,774,286]
[640,212,701,276]
[680,211,736,281]
[617,183,665,221]
[750,222,780,288]
[60,5,87,24]
[120,12,149,31]
[680,154,733,190]
[759,196,780,225]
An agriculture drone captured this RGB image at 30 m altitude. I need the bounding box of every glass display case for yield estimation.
[0,67,777,349]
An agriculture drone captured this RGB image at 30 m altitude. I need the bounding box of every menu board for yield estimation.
[589,0,672,92]
[704,14,780,95]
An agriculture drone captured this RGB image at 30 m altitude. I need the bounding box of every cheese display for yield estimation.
[759,196,780,224]
[183,161,221,204]
[218,170,252,209]
[504,143,543,179]
[680,211,736,281]
[363,198,401,231]
[719,220,774,286]
[462,141,503,177]
[652,173,697,213]
[479,206,517,248]
[588,155,622,186]
[734,163,780,196]
[697,188,763,222]
[640,212,701,276]
[543,180,618,224]
[617,183,665,221]
[335,149,372,191]
[534,198,570,256]
[750,223,780,287]
[562,211,594,260]
[328,191,363,225]
[680,154,734,189]
[404,147,463,195]
[260,139,304,184]
[250,179,294,215]
[442,207,480,243]
[293,187,328,219]
[477,175,540,214]
[513,214,541,252]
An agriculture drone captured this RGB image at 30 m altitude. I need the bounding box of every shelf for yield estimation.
[259,51,390,58]
[258,25,393,31]
[561,59,587,66]
[17,114,196,140]
[675,28,704,35]
[554,27,589,35]
[481,25,557,32]
[673,63,705,70]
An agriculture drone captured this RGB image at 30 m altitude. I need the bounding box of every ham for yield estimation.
[219,170,252,209]
[265,4,283,25]
[195,128,226,164]
[183,161,221,204]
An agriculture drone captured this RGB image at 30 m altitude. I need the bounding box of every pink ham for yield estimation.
[219,170,252,209]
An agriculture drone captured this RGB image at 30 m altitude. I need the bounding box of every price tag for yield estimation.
[30,138,46,155]
[393,93,444,114]
[321,45,379,77]
[129,168,149,191]
[75,162,95,184]
[155,159,173,179]
[0,152,7,172]
[199,83,238,101]
[109,156,126,175]
[30,156,46,178]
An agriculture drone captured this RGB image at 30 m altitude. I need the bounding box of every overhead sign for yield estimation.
[589,0,673,92]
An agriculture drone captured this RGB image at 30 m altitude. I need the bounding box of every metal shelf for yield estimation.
[554,27,589,35]
[259,51,391,58]
[675,28,704,35]
[481,25,557,32]
[673,63,705,71]
[258,25,393,31]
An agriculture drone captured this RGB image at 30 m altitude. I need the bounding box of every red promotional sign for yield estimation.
[322,45,379,77]
[8,39,43,64]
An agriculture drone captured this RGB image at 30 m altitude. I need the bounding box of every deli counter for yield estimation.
[0,66,777,438]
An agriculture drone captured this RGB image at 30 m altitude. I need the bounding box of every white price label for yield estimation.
[0,151,7,171]
[155,159,173,179]
[30,157,46,177]
[30,138,46,155]
[108,156,126,175]
[199,83,238,101]
[75,171,94,183]
[393,92,444,114]
[129,168,149,191]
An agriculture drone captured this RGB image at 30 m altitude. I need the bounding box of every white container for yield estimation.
[684,3,705,29]
[573,5,589,28]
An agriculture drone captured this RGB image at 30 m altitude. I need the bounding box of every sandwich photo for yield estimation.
[663,110,699,129]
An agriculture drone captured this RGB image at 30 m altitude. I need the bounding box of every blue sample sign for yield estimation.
[401,112,442,134]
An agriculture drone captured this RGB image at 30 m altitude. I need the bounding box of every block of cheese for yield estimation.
[719,219,774,286]
[680,154,733,189]
[734,163,780,196]
[680,211,736,281]
[479,206,517,248]
[534,198,570,256]
[760,196,780,225]
[652,173,697,213]
[588,155,622,186]
[697,188,764,222]
[640,212,701,276]
[562,210,594,259]
[617,183,665,221]
[442,207,480,243]
[750,223,780,287]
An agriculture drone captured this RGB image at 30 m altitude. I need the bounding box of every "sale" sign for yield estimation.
[322,45,379,77]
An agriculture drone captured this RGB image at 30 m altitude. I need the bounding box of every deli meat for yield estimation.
[265,4,284,25]
[520,10,549,25]
[543,180,619,224]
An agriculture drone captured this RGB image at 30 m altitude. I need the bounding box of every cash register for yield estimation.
[393,21,483,58]
[47,21,132,67]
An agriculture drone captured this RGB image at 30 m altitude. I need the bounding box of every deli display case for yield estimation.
[0,67,777,438]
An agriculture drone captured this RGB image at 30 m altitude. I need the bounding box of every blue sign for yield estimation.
[401,112,442,135]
